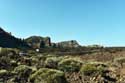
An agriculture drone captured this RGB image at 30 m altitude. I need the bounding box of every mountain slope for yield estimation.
[0,27,29,48]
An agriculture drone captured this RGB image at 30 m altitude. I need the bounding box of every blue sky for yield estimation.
[0,0,125,46]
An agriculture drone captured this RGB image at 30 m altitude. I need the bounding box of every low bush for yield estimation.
[0,48,8,56]
[0,48,18,57]
[45,57,62,69]
[13,65,36,83]
[0,56,12,70]
[58,58,82,72]
[0,69,15,82]
[114,57,125,67]
[0,69,8,77]
[30,68,67,83]
[80,62,106,76]
[30,55,47,68]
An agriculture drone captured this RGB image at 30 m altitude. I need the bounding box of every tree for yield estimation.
[40,41,45,48]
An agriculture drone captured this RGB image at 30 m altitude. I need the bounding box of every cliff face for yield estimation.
[25,36,51,48]
[0,28,29,48]
[55,40,80,48]
[25,36,80,49]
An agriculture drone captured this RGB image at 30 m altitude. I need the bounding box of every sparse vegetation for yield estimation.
[45,57,62,69]
[11,65,36,83]
[30,68,67,83]
[114,57,125,68]
[80,62,106,76]
[58,58,82,72]
[0,47,125,83]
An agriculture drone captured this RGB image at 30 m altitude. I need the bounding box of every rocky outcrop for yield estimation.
[25,37,80,48]
[55,40,80,48]
[25,36,51,48]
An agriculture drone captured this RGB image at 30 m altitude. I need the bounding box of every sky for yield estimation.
[0,0,125,46]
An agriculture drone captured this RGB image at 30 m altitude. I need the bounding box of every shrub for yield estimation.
[10,60,18,68]
[21,57,32,66]
[80,62,106,76]
[30,55,47,68]
[0,69,14,82]
[58,58,82,72]
[0,48,8,56]
[30,68,67,83]
[88,62,107,67]
[14,65,30,73]
[29,56,39,66]
[45,57,62,69]
[0,48,17,57]
[114,57,125,67]
[0,56,12,70]
[0,69,8,77]
[13,65,36,83]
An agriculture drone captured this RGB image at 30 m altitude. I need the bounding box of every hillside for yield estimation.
[0,28,29,48]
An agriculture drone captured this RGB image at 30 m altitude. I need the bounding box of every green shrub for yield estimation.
[114,57,125,67]
[88,62,107,67]
[30,68,67,83]
[13,65,36,83]
[0,69,8,77]
[0,48,8,56]
[13,65,36,74]
[80,62,106,76]
[14,65,31,73]
[0,56,12,70]
[0,69,14,82]
[45,57,62,69]
[10,60,18,68]
[0,48,17,56]
[30,55,47,68]
[58,58,82,72]
[0,56,18,70]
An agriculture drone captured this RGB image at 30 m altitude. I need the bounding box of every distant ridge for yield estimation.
[55,40,80,48]
[25,36,80,48]
[0,27,80,49]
